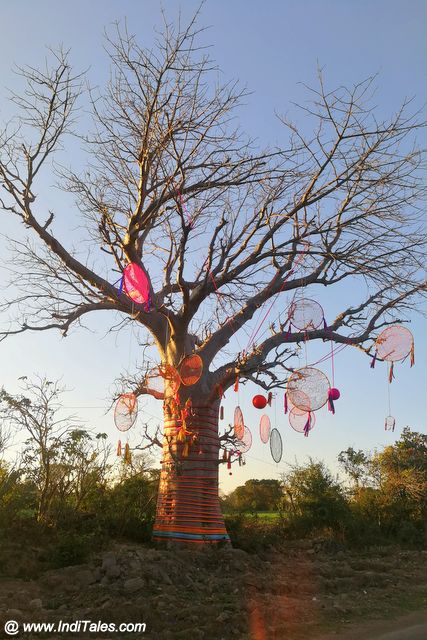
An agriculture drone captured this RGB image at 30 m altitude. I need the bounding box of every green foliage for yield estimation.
[225,513,287,552]
[338,447,370,487]
[226,431,427,550]
[50,531,97,568]
[340,428,427,545]
[222,479,283,513]
[280,460,350,537]
[94,469,159,542]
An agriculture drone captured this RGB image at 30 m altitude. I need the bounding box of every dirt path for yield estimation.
[316,611,427,639]
[0,542,426,639]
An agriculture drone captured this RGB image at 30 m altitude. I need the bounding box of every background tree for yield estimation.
[280,460,349,535]
[338,447,370,490]
[0,377,109,523]
[0,13,426,544]
[339,429,427,542]
[222,479,282,513]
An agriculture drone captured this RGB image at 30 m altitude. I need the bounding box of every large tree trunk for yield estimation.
[152,399,230,545]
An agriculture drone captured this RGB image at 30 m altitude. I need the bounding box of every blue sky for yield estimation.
[0,1,426,492]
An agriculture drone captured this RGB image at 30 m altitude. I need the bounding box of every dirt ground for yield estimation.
[0,541,426,639]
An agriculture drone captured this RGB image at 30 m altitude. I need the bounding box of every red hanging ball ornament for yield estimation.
[328,388,340,401]
[252,394,267,409]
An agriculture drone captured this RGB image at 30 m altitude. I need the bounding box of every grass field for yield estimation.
[224,510,282,521]
[254,511,281,521]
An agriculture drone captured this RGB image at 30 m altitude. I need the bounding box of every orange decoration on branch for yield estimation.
[179,354,203,386]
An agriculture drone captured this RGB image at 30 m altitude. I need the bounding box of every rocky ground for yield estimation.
[0,541,426,639]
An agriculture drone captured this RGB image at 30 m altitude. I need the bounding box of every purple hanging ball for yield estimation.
[329,387,340,401]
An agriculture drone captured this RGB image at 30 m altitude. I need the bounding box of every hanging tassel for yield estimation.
[304,415,311,437]
[267,392,272,406]
[285,322,292,339]
[223,448,228,461]
[328,396,335,414]
[227,451,232,470]
[284,393,288,414]
[410,342,415,367]
[220,406,224,420]
[370,351,377,369]
[174,388,180,405]
[234,376,239,392]
[388,362,395,383]
[177,425,187,442]
[182,441,189,457]
[116,440,122,457]
[124,443,132,464]
[239,453,242,467]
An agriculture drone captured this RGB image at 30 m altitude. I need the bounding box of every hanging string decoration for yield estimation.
[289,408,316,437]
[179,354,203,386]
[287,298,326,334]
[270,428,283,463]
[252,394,267,409]
[114,393,138,432]
[259,414,271,444]
[144,365,181,400]
[372,325,414,381]
[287,367,330,412]
[236,426,252,454]
[384,415,396,432]
[234,406,245,440]
[121,263,151,311]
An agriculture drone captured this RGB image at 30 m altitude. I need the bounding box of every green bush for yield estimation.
[280,460,350,538]
[225,513,287,552]
[50,531,97,567]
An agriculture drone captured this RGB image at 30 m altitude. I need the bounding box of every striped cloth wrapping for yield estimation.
[153,402,230,544]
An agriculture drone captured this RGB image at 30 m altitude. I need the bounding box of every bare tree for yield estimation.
[0,12,426,544]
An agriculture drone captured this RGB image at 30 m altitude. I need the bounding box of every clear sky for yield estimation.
[0,1,426,493]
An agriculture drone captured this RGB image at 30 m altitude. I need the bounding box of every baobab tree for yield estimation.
[0,13,426,544]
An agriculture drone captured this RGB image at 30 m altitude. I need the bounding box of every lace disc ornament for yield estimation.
[259,414,271,444]
[236,426,252,454]
[288,298,325,331]
[234,406,245,440]
[121,263,151,310]
[375,326,414,363]
[179,354,203,386]
[270,428,283,463]
[143,365,181,400]
[289,408,316,436]
[287,367,330,412]
[114,393,138,432]
[286,389,311,415]
[384,415,396,432]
